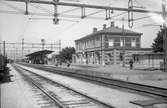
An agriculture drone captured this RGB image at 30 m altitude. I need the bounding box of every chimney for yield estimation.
[103,24,107,29]
[93,28,97,33]
[110,21,115,27]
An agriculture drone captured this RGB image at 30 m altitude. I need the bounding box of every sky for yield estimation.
[0,0,165,58]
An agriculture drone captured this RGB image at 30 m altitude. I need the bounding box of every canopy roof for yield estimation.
[26,50,54,57]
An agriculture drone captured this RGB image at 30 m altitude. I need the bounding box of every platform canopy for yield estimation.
[25,50,54,64]
[26,50,54,57]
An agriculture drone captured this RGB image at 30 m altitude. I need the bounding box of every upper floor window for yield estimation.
[120,39,124,47]
[108,39,114,47]
[131,39,136,47]
[96,37,100,41]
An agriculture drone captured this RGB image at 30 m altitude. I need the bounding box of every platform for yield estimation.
[16,64,167,108]
[1,64,167,108]
[46,63,167,89]
[0,65,41,108]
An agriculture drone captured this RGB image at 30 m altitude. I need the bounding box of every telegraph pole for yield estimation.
[0,42,1,54]
[15,48,18,61]
[59,40,61,52]
[162,0,167,72]
[22,38,24,59]
[3,41,5,56]
[41,38,45,50]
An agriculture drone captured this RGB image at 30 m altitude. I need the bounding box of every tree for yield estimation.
[152,28,165,52]
[56,47,75,62]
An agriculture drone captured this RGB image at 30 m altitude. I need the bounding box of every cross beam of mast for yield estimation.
[3,0,162,14]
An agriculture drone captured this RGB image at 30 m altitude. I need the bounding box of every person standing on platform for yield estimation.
[129,59,134,70]
[67,60,70,67]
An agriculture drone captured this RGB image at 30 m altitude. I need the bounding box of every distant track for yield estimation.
[13,64,114,108]
[17,63,167,100]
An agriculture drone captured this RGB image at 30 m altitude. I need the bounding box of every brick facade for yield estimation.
[72,22,152,65]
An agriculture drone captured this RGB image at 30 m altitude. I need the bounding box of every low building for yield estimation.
[72,22,152,65]
[133,53,164,69]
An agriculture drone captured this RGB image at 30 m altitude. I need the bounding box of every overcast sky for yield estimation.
[0,0,165,57]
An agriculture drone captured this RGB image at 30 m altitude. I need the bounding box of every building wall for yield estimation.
[73,49,152,65]
[134,54,163,68]
[105,35,141,49]
[74,32,144,65]
[75,35,141,52]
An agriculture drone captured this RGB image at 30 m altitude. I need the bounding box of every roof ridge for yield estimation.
[75,26,142,41]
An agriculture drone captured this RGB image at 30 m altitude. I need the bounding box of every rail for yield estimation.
[13,64,114,108]
[17,63,167,100]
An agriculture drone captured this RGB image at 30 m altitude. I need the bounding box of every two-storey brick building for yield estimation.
[72,22,152,65]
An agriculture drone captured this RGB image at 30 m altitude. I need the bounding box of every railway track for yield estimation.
[13,64,114,108]
[17,63,167,100]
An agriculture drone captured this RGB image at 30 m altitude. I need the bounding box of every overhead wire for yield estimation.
[61,0,80,2]
[133,16,151,21]
[0,1,24,12]
[29,17,79,22]
[110,11,127,18]
[0,0,159,26]
[56,22,79,36]
[84,0,117,18]
[133,0,146,9]
[0,10,24,14]
[30,3,53,14]
[59,7,80,15]
[29,3,81,22]
[29,0,128,21]
[0,9,128,22]
[85,9,104,17]
[20,16,30,39]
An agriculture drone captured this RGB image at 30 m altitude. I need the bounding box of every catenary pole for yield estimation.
[3,41,5,56]
[162,0,167,72]
[122,17,125,67]
[22,38,24,59]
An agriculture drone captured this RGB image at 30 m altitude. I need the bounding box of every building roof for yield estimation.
[75,25,142,42]
[106,47,152,51]
[133,52,164,56]
[26,50,54,57]
[100,26,141,34]
[81,47,152,52]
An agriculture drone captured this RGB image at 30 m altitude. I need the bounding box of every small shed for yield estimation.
[26,50,53,64]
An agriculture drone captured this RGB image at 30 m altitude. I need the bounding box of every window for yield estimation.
[96,37,100,41]
[131,39,136,47]
[108,39,114,47]
[120,39,123,47]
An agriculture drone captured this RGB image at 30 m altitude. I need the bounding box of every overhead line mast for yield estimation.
[3,0,163,14]
[2,0,164,25]
[162,0,167,71]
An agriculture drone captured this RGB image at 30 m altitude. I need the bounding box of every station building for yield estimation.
[72,22,152,65]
